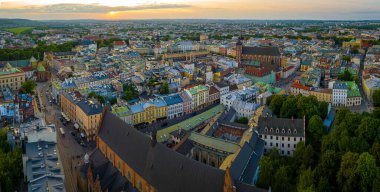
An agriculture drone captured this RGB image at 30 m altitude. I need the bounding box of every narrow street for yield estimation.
[36,80,89,191]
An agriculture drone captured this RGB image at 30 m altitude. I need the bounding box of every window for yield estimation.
[270,136,273,139]
[282,150,284,155]
[294,138,296,141]
[270,142,272,146]
[294,144,296,148]
[282,137,284,141]
[288,137,290,141]
[288,144,290,148]
[276,143,278,147]
[282,143,284,147]
[287,151,290,155]
[276,136,278,140]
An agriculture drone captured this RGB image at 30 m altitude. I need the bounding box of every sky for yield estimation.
[0,0,379,20]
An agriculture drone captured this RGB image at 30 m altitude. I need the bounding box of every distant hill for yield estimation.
[0,18,42,27]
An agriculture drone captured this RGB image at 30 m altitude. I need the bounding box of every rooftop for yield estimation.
[189,132,241,154]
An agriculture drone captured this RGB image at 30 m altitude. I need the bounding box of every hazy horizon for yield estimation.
[0,0,379,20]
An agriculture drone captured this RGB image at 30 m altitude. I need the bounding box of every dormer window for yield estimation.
[276,128,279,133]
[288,129,291,134]
[264,127,268,132]
[294,129,297,134]
[282,129,285,133]
[270,128,273,132]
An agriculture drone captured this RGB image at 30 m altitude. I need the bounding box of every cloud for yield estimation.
[0,3,191,13]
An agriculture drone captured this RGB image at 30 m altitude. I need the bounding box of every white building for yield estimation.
[258,115,306,156]
[232,100,259,118]
[332,81,348,107]
[215,82,230,96]
[163,94,184,119]
[220,86,260,110]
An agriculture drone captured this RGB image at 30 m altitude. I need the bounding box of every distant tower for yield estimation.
[154,34,161,58]
[236,32,243,67]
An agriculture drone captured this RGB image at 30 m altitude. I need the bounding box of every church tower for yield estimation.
[154,34,161,58]
[235,35,243,67]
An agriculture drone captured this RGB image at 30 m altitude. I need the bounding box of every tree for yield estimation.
[21,80,36,94]
[280,96,297,118]
[273,166,291,192]
[373,90,380,107]
[356,117,380,144]
[308,115,325,147]
[337,152,359,192]
[297,168,315,192]
[342,55,351,62]
[160,82,169,94]
[256,156,274,188]
[269,95,284,116]
[318,101,329,119]
[236,117,248,124]
[338,70,354,81]
[123,83,138,101]
[356,152,377,191]
[0,129,23,191]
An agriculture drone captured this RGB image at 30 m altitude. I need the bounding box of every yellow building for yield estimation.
[185,85,209,111]
[0,63,26,94]
[310,89,332,103]
[343,39,362,49]
[362,75,380,101]
[130,98,167,126]
[60,92,104,141]
[60,92,78,121]
[76,100,104,141]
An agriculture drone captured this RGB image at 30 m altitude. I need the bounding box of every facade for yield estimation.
[215,82,230,96]
[185,85,209,111]
[332,81,348,107]
[163,94,183,119]
[310,89,332,103]
[60,91,103,141]
[220,86,259,110]
[0,63,26,95]
[208,85,220,105]
[332,81,361,107]
[180,91,193,115]
[130,98,167,125]
[232,100,259,118]
[258,116,306,156]
[290,80,311,96]
[235,41,281,83]
[362,76,380,101]
[76,100,104,141]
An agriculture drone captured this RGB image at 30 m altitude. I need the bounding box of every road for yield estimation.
[36,78,92,191]
[353,48,372,113]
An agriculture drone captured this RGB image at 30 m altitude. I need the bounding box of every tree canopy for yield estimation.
[0,128,23,191]
[21,80,36,94]
[257,103,380,192]
[123,83,138,101]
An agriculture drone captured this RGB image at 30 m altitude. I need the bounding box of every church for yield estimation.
[235,38,282,84]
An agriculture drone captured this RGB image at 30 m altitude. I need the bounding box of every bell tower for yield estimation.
[236,33,243,67]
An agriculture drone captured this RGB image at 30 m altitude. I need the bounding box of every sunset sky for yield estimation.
[0,0,379,20]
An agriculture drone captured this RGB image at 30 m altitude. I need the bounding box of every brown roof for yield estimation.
[97,110,226,192]
[242,46,281,56]
[209,85,219,95]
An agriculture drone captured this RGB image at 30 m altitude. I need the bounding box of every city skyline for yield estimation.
[0,0,379,20]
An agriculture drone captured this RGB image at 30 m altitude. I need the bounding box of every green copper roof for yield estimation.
[187,85,208,95]
[157,104,224,142]
[112,106,131,117]
[37,63,46,72]
[189,132,240,154]
[346,81,361,97]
